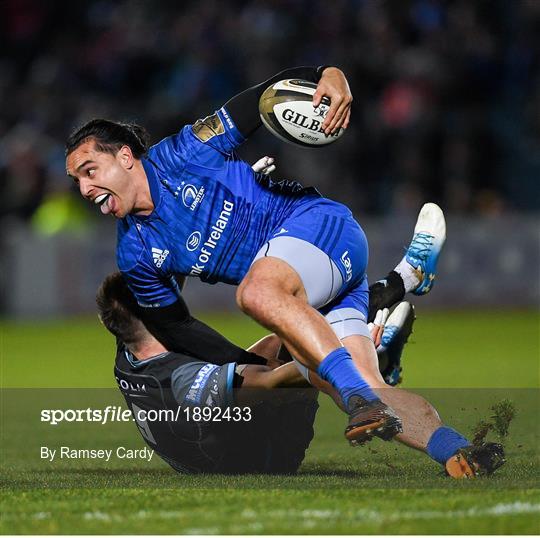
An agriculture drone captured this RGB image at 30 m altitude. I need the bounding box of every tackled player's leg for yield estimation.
[368,202,447,322]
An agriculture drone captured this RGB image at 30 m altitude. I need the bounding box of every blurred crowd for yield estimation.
[1,0,539,229]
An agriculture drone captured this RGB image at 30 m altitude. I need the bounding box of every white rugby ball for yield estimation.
[259,79,345,147]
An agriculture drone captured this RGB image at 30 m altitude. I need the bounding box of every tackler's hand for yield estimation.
[368,308,389,348]
[312,67,352,135]
[252,156,276,175]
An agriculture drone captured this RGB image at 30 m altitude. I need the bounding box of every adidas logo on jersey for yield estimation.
[152,247,170,268]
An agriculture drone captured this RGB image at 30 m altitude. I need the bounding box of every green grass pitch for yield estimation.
[1,309,539,534]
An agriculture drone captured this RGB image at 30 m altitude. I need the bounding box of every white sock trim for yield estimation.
[394,257,421,293]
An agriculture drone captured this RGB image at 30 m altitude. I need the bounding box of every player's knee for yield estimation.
[238,266,283,309]
[237,280,286,327]
[236,281,267,320]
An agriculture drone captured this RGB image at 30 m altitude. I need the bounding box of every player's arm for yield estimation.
[122,255,267,366]
[224,65,352,138]
[185,68,350,160]
[138,300,267,366]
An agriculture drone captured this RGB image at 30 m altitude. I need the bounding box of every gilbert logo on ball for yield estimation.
[259,79,345,147]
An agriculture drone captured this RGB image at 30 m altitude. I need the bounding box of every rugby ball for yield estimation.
[259,79,345,147]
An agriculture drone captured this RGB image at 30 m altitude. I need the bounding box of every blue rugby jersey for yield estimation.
[117,107,321,308]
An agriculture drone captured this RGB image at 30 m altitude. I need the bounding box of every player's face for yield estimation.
[66,140,137,218]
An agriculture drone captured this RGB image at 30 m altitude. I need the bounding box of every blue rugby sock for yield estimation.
[317,347,378,410]
[427,426,470,464]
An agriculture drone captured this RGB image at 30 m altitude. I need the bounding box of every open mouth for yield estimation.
[94,193,113,215]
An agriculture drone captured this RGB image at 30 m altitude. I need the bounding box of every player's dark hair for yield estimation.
[96,272,147,346]
[65,119,150,158]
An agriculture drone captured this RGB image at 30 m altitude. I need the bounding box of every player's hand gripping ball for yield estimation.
[259,79,346,147]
